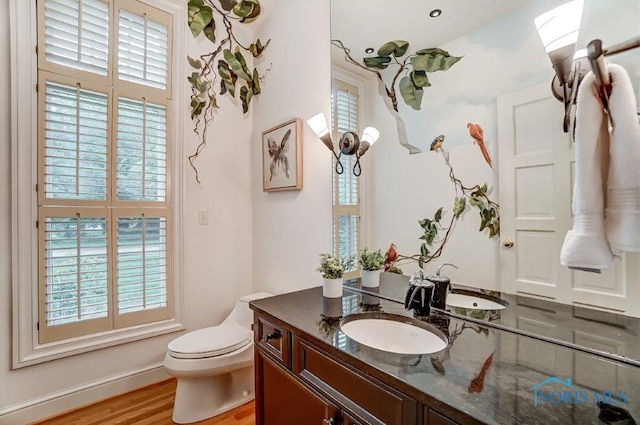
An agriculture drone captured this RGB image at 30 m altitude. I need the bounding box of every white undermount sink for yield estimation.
[340,313,448,355]
[446,292,507,311]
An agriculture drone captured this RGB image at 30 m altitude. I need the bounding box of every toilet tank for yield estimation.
[222,292,273,329]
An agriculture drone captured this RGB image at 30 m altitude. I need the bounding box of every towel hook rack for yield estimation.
[586,37,640,131]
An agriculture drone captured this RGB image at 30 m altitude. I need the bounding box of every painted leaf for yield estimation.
[363,56,391,69]
[420,244,429,257]
[249,38,271,57]
[453,197,466,219]
[187,56,202,69]
[399,76,423,110]
[415,47,450,56]
[411,70,431,88]
[411,51,463,73]
[223,49,251,81]
[418,218,428,228]
[190,97,205,119]
[240,85,252,113]
[434,207,443,223]
[203,18,216,43]
[418,259,424,269]
[233,0,260,23]
[234,50,252,81]
[251,68,261,95]
[220,0,238,11]
[377,40,409,57]
[187,0,213,38]
[209,93,219,109]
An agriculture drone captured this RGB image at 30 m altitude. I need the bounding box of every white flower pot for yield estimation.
[322,277,344,298]
[361,269,382,288]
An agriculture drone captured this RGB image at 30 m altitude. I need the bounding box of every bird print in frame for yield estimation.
[262,118,303,191]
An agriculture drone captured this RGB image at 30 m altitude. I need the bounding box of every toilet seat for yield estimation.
[168,323,253,359]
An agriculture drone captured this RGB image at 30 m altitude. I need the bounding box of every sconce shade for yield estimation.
[358,127,380,156]
[535,0,584,85]
[361,127,380,146]
[534,0,583,53]
[306,112,334,151]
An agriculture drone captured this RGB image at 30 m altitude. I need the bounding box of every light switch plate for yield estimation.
[198,209,208,225]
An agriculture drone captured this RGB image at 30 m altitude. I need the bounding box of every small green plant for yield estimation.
[358,248,385,271]
[316,253,355,279]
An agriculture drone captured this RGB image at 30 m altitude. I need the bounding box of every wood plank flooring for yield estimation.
[31,378,255,425]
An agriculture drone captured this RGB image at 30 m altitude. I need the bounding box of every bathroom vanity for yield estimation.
[250,284,640,424]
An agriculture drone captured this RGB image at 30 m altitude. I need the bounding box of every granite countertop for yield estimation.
[250,285,640,425]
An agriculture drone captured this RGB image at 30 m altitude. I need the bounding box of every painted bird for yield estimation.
[383,243,398,272]
[430,135,445,152]
[467,122,492,168]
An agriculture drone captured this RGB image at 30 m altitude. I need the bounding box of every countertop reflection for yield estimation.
[250,285,640,425]
[344,274,640,367]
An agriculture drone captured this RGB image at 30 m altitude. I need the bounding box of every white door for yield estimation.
[498,83,639,316]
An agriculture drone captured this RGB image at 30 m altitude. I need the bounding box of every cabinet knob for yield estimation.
[502,238,515,248]
[263,331,281,343]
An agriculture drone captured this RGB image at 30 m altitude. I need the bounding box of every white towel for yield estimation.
[604,64,640,252]
[560,71,621,270]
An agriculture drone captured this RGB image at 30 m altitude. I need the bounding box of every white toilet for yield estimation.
[164,292,273,424]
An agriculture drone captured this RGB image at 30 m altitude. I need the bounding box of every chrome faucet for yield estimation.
[427,263,458,310]
[404,271,435,316]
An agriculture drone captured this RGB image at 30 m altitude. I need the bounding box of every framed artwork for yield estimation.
[262,118,303,192]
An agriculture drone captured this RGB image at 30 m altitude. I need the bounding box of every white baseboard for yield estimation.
[0,363,171,425]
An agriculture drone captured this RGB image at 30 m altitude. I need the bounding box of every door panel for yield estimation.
[498,83,638,315]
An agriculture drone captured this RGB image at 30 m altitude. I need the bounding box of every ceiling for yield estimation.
[331,0,540,77]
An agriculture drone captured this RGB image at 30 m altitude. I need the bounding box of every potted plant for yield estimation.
[316,253,354,298]
[358,247,385,288]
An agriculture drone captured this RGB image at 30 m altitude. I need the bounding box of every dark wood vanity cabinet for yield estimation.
[253,311,462,425]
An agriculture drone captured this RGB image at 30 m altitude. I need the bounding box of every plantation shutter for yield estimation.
[37,0,173,343]
[116,97,168,202]
[117,8,170,90]
[42,79,109,202]
[331,78,360,278]
[41,0,110,76]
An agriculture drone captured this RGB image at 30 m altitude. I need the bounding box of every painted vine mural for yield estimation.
[187,0,270,183]
[334,40,500,271]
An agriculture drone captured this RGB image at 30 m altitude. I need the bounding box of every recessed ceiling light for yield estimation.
[429,9,442,18]
[365,47,375,54]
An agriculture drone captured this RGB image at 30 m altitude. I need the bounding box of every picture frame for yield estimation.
[262,118,303,192]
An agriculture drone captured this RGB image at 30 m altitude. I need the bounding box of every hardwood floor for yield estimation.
[32,379,255,425]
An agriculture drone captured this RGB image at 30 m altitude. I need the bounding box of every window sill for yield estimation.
[13,320,185,369]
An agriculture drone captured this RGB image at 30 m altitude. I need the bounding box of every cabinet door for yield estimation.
[257,350,339,425]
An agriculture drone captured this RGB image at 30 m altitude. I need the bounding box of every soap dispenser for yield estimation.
[427,263,458,310]
[404,270,435,316]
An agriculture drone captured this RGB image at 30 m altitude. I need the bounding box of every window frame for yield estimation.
[10,0,186,369]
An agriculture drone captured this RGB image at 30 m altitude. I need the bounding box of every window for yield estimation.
[331,78,360,279]
[37,0,173,343]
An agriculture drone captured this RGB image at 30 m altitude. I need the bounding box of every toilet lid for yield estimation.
[168,323,252,359]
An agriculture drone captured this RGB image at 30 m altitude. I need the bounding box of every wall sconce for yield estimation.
[534,0,585,132]
[307,112,379,176]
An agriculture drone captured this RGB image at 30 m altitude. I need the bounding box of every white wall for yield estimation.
[251,0,332,295]
[0,1,254,422]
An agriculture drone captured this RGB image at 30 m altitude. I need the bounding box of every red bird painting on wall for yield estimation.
[467,122,492,168]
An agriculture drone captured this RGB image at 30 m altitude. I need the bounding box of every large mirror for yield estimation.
[331,0,640,363]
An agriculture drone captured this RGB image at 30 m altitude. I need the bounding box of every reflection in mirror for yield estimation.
[333,0,640,362]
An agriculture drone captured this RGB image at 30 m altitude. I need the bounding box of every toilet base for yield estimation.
[172,365,255,424]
